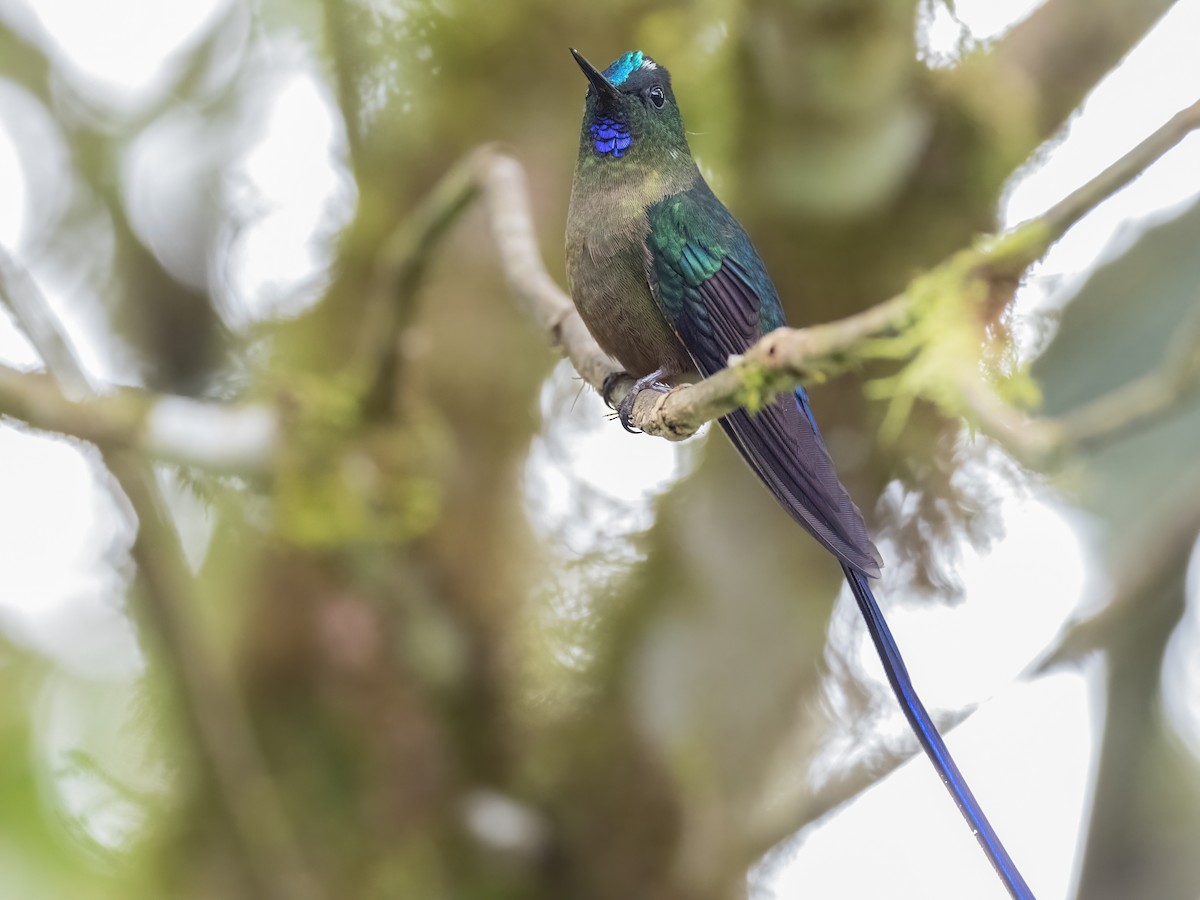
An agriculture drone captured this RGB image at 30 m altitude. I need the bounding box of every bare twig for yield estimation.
[355,149,488,412]
[355,146,618,416]
[1039,99,1200,240]
[0,246,95,397]
[478,152,624,390]
[1058,300,1200,450]
[957,375,1066,467]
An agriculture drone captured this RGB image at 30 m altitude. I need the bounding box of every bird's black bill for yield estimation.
[570,48,622,108]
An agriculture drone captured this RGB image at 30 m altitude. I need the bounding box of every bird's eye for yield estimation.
[647,86,665,109]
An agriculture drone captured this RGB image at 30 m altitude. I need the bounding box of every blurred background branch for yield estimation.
[963,295,1200,467]
[0,363,276,475]
[987,0,1175,140]
[0,249,276,474]
[1037,463,1200,673]
[0,246,95,396]
[1,229,311,898]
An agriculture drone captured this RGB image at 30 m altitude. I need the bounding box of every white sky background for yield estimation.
[0,0,1199,897]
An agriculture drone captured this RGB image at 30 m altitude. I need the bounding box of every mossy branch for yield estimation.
[474,98,1200,456]
[0,83,1192,491]
[3,96,1198,473]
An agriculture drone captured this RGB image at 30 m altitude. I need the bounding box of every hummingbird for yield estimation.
[565,49,1034,899]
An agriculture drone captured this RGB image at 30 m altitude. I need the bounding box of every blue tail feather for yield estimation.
[843,566,1035,899]
[720,385,1035,895]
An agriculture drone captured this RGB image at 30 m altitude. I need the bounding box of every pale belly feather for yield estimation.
[565,189,693,380]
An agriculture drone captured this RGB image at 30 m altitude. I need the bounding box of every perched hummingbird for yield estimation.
[565,49,1034,899]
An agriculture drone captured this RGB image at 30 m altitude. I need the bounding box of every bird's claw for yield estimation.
[601,371,629,410]
[617,371,672,433]
[617,391,641,433]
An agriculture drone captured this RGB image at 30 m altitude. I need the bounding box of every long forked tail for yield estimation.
[843,566,1035,899]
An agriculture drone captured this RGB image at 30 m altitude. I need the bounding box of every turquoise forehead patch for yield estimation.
[602,51,644,86]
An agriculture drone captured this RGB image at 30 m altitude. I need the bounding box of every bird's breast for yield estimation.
[565,180,693,379]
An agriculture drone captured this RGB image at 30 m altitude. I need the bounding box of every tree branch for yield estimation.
[471,95,1200,444]
[0,364,278,477]
[354,148,487,414]
[1039,98,1200,239]
[0,247,95,398]
[1035,462,1200,673]
[111,455,323,900]
[469,150,913,435]
[299,90,1200,454]
[322,0,364,167]
[963,278,1200,468]
[3,94,1196,507]
[0,248,278,476]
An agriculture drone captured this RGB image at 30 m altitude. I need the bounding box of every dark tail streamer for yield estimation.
[843,566,1036,900]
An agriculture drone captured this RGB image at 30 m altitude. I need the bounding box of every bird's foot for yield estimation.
[601,371,630,410]
[617,368,672,433]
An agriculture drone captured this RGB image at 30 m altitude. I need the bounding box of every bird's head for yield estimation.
[571,49,690,163]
